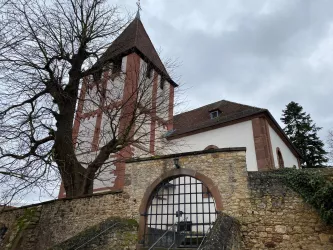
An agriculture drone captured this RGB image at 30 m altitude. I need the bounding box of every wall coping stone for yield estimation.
[126,147,247,163]
[0,190,123,213]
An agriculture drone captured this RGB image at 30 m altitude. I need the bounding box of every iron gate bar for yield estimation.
[172,179,175,247]
[161,180,164,245]
[195,177,198,245]
[177,177,181,247]
[144,176,218,248]
[167,179,170,247]
[189,176,192,246]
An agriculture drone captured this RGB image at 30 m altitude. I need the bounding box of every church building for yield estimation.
[170,100,301,171]
[58,10,301,198]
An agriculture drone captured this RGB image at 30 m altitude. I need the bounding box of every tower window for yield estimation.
[210,110,220,119]
[146,63,153,78]
[112,58,122,75]
[110,58,122,81]
[160,77,165,90]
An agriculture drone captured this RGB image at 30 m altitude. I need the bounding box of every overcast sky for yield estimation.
[14,0,333,205]
[114,0,333,143]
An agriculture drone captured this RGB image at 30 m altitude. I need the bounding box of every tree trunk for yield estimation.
[53,70,95,198]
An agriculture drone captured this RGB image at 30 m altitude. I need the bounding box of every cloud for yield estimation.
[119,0,333,141]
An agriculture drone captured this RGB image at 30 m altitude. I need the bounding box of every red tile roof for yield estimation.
[170,100,265,137]
[169,99,302,158]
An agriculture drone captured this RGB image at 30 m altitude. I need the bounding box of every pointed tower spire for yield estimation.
[136,0,141,20]
[97,0,177,86]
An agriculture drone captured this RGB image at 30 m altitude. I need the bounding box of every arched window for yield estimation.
[204,145,218,150]
[276,147,284,168]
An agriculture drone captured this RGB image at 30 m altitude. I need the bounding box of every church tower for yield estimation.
[58,9,177,198]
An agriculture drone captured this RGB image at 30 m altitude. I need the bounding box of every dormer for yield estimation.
[209,109,221,119]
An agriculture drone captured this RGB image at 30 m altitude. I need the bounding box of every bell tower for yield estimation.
[59,8,177,198]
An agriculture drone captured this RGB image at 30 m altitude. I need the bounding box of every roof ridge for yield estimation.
[174,100,225,117]
[174,99,263,118]
[135,19,168,74]
[222,100,265,111]
[134,18,139,45]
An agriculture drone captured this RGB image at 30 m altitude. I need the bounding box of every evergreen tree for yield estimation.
[281,101,327,168]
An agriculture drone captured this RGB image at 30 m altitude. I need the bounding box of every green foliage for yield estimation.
[6,207,39,250]
[274,168,333,224]
[281,101,328,167]
[16,207,38,230]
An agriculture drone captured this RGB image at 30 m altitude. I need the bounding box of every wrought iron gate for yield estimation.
[143,176,218,248]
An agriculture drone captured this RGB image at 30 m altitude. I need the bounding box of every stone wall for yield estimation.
[51,217,137,250]
[244,172,333,249]
[126,149,333,249]
[0,148,332,250]
[0,191,136,250]
[201,213,241,250]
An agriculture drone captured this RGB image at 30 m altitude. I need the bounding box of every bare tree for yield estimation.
[0,0,178,203]
[327,130,333,164]
[0,0,14,53]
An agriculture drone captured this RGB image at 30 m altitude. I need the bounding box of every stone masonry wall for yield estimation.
[50,217,138,250]
[201,212,241,250]
[0,148,332,250]
[0,191,136,250]
[244,172,333,249]
[125,149,333,249]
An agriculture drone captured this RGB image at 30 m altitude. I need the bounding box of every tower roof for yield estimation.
[98,16,177,86]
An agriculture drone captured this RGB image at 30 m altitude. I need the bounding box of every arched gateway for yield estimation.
[138,169,223,249]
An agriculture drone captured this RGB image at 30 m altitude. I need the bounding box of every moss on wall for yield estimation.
[50,217,138,250]
[268,168,333,225]
[4,206,41,250]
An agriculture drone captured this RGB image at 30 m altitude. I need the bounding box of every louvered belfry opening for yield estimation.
[143,176,218,248]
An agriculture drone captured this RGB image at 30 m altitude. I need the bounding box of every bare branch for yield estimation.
[0,0,182,204]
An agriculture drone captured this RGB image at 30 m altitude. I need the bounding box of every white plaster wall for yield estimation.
[134,114,151,143]
[99,111,121,148]
[161,81,170,121]
[269,125,299,169]
[132,145,151,158]
[172,121,258,171]
[121,55,127,72]
[83,85,100,113]
[105,56,127,102]
[105,74,124,101]
[76,151,97,167]
[74,56,128,191]
[76,151,117,190]
[154,121,168,155]
[156,77,170,121]
[138,59,154,110]
[93,161,117,190]
[76,116,97,153]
